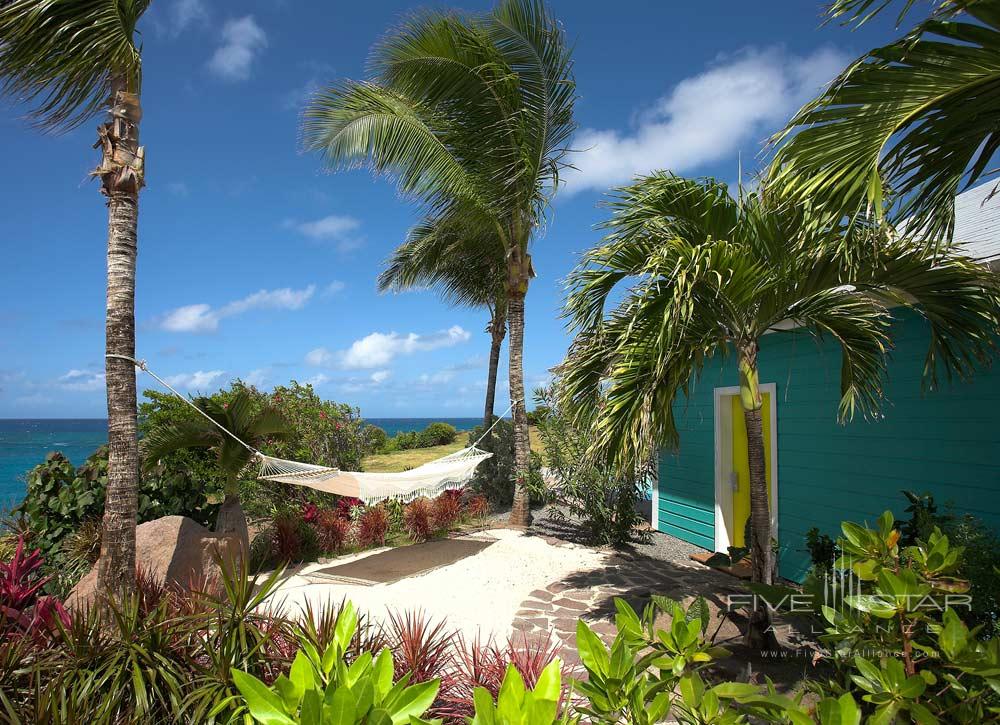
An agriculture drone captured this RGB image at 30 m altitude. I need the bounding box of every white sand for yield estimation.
[271,529,608,640]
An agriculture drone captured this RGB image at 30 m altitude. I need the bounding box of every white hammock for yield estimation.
[257,446,493,504]
[112,355,497,505]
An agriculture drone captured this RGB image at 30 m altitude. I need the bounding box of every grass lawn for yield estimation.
[362,426,546,473]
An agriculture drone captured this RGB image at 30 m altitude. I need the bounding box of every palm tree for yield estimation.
[302,0,576,526]
[140,391,289,553]
[0,0,149,595]
[769,0,1000,248]
[560,173,1000,649]
[378,208,508,432]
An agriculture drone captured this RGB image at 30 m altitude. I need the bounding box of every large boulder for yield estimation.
[68,515,241,610]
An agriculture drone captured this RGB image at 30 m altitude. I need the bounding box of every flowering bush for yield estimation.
[404,498,434,542]
[357,505,390,548]
[336,496,365,521]
[432,491,462,531]
[301,502,318,524]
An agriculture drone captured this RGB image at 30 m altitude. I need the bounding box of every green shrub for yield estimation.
[16,446,217,562]
[534,385,646,547]
[233,601,440,725]
[896,489,1000,636]
[467,418,544,507]
[361,424,388,453]
[418,422,457,447]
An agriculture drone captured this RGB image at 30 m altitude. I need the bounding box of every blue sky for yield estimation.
[0,0,898,419]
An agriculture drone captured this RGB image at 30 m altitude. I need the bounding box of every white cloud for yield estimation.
[156,284,316,333]
[419,371,454,385]
[565,46,848,194]
[170,0,208,35]
[323,281,346,297]
[57,369,105,392]
[286,215,364,252]
[306,326,472,370]
[164,370,226,391]
[208,16,267,81]
[306,373,331,387]
[244,368,269,388]
[166,181,189,197]
[370,370,391,384]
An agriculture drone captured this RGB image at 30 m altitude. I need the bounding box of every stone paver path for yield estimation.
[511,542,745,662]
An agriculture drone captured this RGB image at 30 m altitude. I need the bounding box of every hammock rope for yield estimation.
[109,354,504,504]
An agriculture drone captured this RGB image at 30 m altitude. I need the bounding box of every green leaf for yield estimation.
[387,680,439,725]
[231,670,296,725]
[325,686,358,725]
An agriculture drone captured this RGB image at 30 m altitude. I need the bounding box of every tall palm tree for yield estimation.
[560,173,1000,649]
[302,0,576,526]
[378,208,508,432]
[0,0,150,595]
[140,391,289,553]
[769,0,1000,249]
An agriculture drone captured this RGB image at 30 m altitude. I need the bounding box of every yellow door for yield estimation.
[730,393,772,548]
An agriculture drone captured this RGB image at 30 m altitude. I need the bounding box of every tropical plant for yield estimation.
[574,596,804,725]
[405,498,435,543]
[770,0,1000,249]
[379,210,509,434]
[140,390,290,551]
[303,0,577,526]
[357,505,390,548]
[419,422,459,448]
[0,0,151,595]
[468,659,564,725]
[533,385,646,548]
[233,601,442,725]
[560,173,1000,649]
[808,511,1000,722]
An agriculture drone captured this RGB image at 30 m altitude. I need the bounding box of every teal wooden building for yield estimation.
[652,183,1000,582]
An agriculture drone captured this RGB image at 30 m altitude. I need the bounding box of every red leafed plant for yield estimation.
[464,494,489,520]
[0,535,70,640]
[272,513,303,562]
[315,509,351,553]
[386,609,455,684]
[432,492,462,531]
[435,631,572,722]
[301,502,319,524]
[336,496,364,520]
[357,505,389,548]
[404,498,434,542]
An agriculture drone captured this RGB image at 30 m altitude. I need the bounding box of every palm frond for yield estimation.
[0,0,148,130]
[140,419,214,471]
[769,8,1000,248]
[302,81,490,214]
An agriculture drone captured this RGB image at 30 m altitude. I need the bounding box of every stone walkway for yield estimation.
[511,537,746,662]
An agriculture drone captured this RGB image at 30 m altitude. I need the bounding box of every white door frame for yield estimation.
[713,383,778,552]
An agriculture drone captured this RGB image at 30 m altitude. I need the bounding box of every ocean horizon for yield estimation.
[0,416,484,508]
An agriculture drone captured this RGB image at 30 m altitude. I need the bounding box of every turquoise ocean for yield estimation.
[0,417,482,508]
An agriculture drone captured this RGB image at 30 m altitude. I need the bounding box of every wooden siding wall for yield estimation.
[657,309,1000,581]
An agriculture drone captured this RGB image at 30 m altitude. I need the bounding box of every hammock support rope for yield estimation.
[110,354,502,505]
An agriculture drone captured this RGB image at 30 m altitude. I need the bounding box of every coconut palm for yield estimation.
[140,391,289,553]
[378,208,508,432]
[560,173,1000,649]
[0,0,150,595]
[770,0,1000,248]
[303,0,576,526]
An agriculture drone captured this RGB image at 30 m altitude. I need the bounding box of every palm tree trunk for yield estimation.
[483,310,506,432]
[215,474,249,556]
[738,342,779,651]
[96,82,145,597]
[507,243,532,527]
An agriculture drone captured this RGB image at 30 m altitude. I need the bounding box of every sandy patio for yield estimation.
[271,528,610,641]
